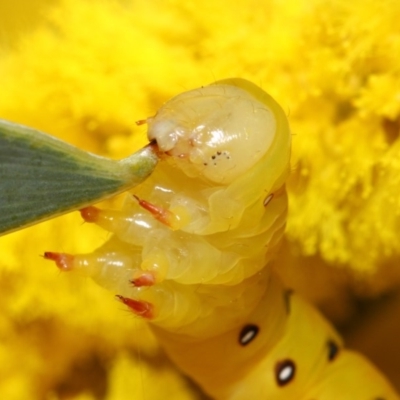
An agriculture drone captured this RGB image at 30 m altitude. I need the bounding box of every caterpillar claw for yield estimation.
[43,252,74,271]
[133,195,180,229]
[130,272,156,287]
[116,295,154,319]
[80,206,101,223]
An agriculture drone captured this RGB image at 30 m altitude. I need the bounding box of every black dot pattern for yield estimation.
[275,359,296,386]
[327,340,340,361]
[239,324,259,346]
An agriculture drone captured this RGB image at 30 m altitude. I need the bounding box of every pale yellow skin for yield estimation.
[65,79,399,399]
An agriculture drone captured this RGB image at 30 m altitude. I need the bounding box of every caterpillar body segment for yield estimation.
[44,79,399,399]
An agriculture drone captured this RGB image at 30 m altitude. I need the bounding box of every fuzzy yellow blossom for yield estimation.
[1,0,400,398]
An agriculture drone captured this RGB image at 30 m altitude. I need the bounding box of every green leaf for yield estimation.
[0,119,158,235]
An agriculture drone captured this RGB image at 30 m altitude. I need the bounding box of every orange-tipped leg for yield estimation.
[130,272,156,287]
[116,295,154,319]
[44,252,74,271]
[133,195,178,228]
[80,206,101,223]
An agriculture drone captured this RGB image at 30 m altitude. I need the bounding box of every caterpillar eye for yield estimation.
[275,359,296,386]
[239,324,259,346]
[327,340,340,362]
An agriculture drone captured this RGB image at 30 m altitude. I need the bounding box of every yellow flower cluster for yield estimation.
[1,0,400,398]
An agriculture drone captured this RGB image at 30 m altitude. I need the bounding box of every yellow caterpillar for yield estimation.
[0,79,398,399]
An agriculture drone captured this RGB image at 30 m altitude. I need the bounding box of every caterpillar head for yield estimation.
[147,79,279,185]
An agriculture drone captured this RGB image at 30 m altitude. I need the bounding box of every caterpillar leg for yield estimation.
[116,295,154,319]
[44,250,155,291]
[44,235,142,290]
[78,204,276,286]
[79,205,157,247]
[42,245,187,324]
[43,252,74,271]
[78,204,222,284]
[131,272,156,287]
[43,241,158,321]
[133,195,182,229]
[44,249,154,319]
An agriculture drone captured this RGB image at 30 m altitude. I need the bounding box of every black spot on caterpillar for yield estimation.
[327,339,340,362]
[239,324,259,346]
[1,78,398,399]
[275,359,296,386]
